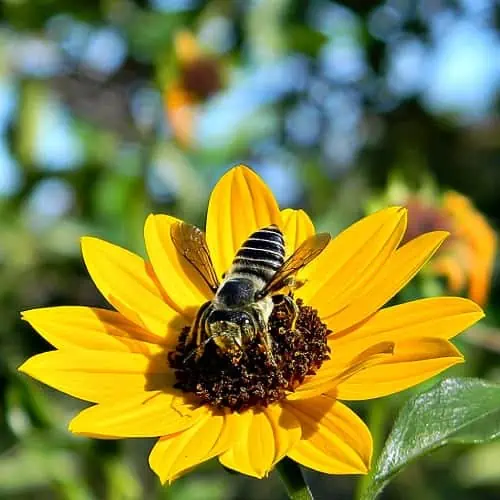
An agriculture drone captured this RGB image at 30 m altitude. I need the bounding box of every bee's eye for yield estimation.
[243,318,251,326]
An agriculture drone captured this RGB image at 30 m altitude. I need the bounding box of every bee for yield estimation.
[171,222,330,365]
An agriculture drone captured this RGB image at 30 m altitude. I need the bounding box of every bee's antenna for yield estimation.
[183,348,199,363]
[183,336,213,362]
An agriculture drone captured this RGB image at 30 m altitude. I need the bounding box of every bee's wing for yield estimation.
[170,222,220,293]
[257,232,330,298]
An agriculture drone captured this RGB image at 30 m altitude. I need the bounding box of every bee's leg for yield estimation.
[282,275,307,292]
[186,301,211,345]
[185,301,212,361]
[262,329,277,366]
[272,294,299,331]
[256,324,276,366]
[250,309,276,366]
[281,294,300,331]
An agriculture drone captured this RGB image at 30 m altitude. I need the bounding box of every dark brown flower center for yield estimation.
[168,297,331,412]
[180,58,222,100]
[403,198,454,245]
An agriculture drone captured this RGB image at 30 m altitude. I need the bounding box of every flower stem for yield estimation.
[276,458,314,500]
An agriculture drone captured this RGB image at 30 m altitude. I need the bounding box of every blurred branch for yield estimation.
[50,70,139,141]
[464,325,500,354]
[16,79,45,168]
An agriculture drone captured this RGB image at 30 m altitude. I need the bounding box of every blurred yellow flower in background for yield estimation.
[370,174,497,306]
[163,31,225,147]
[432,192,496,307]
[19,166,483,484]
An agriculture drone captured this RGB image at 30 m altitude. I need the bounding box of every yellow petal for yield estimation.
[299,207,406,316]
[81,237,185,339]
[18,350,172,404]
[442,191,497,306]
[285,396,371,474]
[432,255,467,294]
[149,411,231,484]
[205,165,281,278]
[281,208,315,254]
[219,405,301,478]
[144,214,212,318]
[326,231,448,333]
[288,342,395,401]
[218,410,272,478]
[164,84,196,147]
[329,297,484,347]
[462,222,496,307]
[69,391,205,438]
[22,307,172,354]
[174,31,202,62]
[336,338,464,400]
[468,246,495,307]
[265,404,302,464]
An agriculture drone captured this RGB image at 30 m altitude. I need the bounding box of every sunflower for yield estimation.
[376,181,497,306]
[431,192,497,307]
[164,31,224,147]
[19,166,483,483]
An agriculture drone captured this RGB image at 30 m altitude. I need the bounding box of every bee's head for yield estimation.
[206,309,256,353]
[216,278,258,307]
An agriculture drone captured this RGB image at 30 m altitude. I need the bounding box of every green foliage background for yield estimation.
[1,1,500,499]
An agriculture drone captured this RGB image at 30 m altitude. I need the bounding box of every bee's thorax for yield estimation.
[215,277,257,307]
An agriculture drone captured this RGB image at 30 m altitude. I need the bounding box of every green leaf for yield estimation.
[361,377,500,500]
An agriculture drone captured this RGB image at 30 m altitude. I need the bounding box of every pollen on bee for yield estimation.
[168,298,331,412]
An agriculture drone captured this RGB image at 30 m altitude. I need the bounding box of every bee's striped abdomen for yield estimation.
[231,225,285,282]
